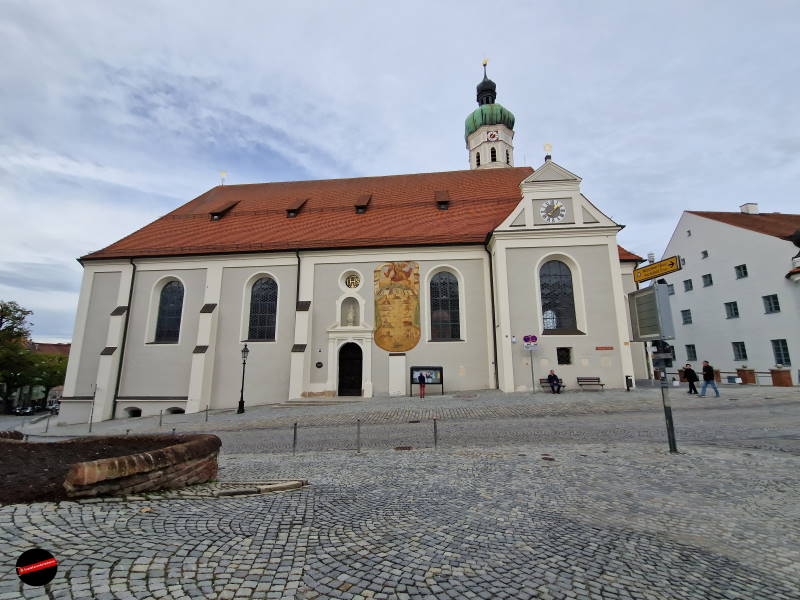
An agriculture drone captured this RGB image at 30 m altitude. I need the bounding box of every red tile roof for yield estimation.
[82,167,635,262]
[688,211,800,240]
[27,342,71,356]
[617,245,643,262]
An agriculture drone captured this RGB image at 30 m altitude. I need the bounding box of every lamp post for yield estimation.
[237,344,250,414]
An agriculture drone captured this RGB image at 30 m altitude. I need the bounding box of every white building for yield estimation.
[659,204,800,384]
[59,68,647,424]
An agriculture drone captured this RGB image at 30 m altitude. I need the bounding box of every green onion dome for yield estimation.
[465,103,515,140]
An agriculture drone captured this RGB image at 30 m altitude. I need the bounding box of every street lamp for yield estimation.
[237,344,250,414]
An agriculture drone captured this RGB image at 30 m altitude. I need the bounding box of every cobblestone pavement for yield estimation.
[23,385,799,439]
[1,440,799,599]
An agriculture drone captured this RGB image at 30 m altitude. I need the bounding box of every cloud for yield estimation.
[1,0,799,338]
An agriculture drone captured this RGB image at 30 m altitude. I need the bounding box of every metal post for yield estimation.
[125,429,130,435]
[159,409,163,428]
[356,419,361,454]
[171,428,176,435]
[88,384,96,433]
[529,349,536,393]
[433,418,438,449]
[660,372,678,453]
[45,415,50,434]
[292,422,298,455]
[205,405,209,422]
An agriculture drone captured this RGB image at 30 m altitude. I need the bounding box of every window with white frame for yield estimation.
[732,341,747,361]
[762,294,780,314]
[683,279,693,292]
[154,280,184,343]
[248,277,278,340]
[724,301,739,319]
[771,339,791,366]
[685,344,697,362]
[734,264,748,279]
[681,309,692,325]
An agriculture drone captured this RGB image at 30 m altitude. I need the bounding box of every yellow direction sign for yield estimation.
[634,256,682,283]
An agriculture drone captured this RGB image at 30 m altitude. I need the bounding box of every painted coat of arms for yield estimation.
[373,262,420,352]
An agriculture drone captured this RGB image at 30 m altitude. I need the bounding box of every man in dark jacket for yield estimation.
[683,364,699,395]
[700,361,720,397]
[546,370,562,394]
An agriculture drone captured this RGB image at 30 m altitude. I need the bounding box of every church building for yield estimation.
[59,67,645,424]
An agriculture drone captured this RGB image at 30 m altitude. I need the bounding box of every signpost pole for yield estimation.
[529,349,535,393]
[659,368,678,453]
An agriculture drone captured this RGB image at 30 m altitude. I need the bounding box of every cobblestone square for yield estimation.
[2,390,799,599]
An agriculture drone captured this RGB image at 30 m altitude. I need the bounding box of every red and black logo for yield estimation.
[16,548,58,586]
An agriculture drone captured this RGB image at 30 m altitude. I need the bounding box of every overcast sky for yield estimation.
[1,1,798,342]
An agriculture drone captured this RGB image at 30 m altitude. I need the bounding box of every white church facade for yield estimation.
[59,69,646,424]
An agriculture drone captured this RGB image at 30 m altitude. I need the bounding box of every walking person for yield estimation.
[699,360,720,397]
[417,371,427,399]
[683,363,699,395]
[546,370,562,394]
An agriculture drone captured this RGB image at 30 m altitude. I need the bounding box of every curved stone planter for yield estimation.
[63,434,221,499]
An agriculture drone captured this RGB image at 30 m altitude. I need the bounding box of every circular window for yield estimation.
[344,272,361,289]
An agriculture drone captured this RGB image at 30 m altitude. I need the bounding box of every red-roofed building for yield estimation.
[60,69,649,424]
[658,204,799,385]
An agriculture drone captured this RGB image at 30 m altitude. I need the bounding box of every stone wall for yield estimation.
[64,434,221,498]
[0,431,23,440]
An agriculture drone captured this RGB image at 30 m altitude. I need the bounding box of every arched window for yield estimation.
[248,277,278,340]
[430,272,460,340]
[475,152,481,167]
[341,297,360,327]
[490,147,497,162]
[539,260,577,332]
[155,280,184,343]
[506,149,510,164]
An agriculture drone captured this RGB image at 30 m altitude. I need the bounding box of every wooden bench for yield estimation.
[576,376,605,390]
[539,378,566,390]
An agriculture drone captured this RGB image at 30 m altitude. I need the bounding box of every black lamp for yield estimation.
[237,343,250,414]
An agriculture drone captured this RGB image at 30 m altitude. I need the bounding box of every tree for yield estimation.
[28,353,68,403]
[0,342,35,413]
[0,300,33,345]
[0,301,34,413]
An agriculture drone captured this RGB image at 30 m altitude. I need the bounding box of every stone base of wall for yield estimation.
[64,434,221,499]
[0,431,23,440]
[302,390,336,398]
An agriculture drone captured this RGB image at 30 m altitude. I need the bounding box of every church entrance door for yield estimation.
[338,343,363,396]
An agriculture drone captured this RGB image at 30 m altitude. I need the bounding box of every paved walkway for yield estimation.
[23,385,799,438]
[1,442,798,599]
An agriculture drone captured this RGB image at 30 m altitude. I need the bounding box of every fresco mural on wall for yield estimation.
[374,262,420,352]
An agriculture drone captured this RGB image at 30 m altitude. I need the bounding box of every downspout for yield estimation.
[112,258,136,419]
[295,250,301,302]
[484,243,500,389]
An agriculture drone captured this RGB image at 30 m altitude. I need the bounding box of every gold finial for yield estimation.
[482,58,488,66]
[220,171,227,186]
[544,144,552,161]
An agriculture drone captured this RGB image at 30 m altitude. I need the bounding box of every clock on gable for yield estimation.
[539,199,567,224]
[486,130,499,142]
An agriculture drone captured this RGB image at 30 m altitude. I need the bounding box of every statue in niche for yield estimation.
[342,298,359,327]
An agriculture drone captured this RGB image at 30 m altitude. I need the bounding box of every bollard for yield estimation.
[45,415,51,434]
[159,409,163,428]
[356,419,361,454]
[660,376,678,454]
[292,422,298,455]
[126,429,130,435]
[24,434,29,441]
[433,418,438,450]
[88,415,92,434]
[205,405,209,422]
[172,428,176,435]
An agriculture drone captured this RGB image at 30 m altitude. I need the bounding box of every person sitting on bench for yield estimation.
[546,370,562,394]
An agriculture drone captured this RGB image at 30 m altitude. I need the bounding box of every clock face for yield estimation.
[487,130,499,142]
[539,199,567,224]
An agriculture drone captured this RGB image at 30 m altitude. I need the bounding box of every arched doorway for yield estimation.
[338,342,363,396]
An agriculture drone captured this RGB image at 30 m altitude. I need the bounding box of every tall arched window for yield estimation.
[539,260,577,332]
[430,272,460,340]
[155,280,184,343]
[475,152,481,167]
[505,149,510,164]
[490,147,497,162]
[248,277,278,340]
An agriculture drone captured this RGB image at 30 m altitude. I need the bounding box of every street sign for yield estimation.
[633,256,681,284]
[523,342,538,351]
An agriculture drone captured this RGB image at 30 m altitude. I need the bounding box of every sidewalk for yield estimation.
[20,384,797,439]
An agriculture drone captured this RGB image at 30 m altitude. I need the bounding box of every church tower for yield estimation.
[465,61,515,169]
